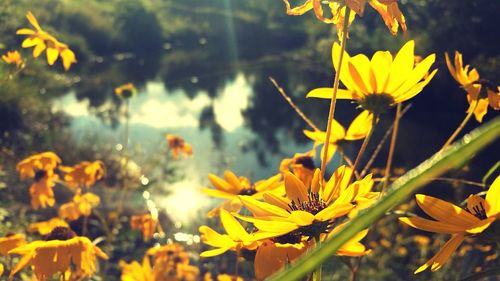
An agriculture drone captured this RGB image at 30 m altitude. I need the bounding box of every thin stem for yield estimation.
[320,7,351,179]
[373,176,488,188]
[270,77,319,131]
[313,236,322,281]
[348,116,377,184]
[382,104,402,193]
[82,215,89,236]
[349,257,363,281]
[361,104,411,177]
[441,100,478,150]
[339,148,360,179]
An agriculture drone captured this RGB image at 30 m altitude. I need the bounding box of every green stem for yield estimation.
[313,236,322,281]
[382,104,402,193]
[441,99,478,150]
[320,7,351,179]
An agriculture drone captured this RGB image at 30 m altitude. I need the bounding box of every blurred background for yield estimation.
[0,0,499,280]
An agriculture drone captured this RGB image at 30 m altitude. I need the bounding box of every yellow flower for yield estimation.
[201,170,283,217]
[16,151,61,180]
[145,243,198,280]
[29,169,58,209]
[235,167,376,239]
[254,240,309,280]
[0,263,3,277]
[166,134,193,160]
[399,175,500,273]
[2,50,22,66]
[115,83,138,98]
[16,12,77,70]
[130,213,163,241]
[199,209,268,257]
[445,51,500,122]
[8,227,108,280]
[303,110,373,163]
[279,151,316,188]
[120,258,154,281]
[61,160,106,189]
[28,217,70,236]
[0,234,26,255]
[308,40,437,115]
[59,192,100,221]
[282,0,406,39]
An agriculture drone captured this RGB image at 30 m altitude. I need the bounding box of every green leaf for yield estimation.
[269,116,500,281]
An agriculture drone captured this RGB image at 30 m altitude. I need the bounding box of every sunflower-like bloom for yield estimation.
[61,160,106,189]
[115,83,138,98]
[59,192,100,221]
[399,176,500,273]
[304,110,373,163]
[8,227,108,280]
[199,209,271,257]
[145,243,199,280]
[279,151,316,188]
[166,134,193,160]
[130,213,163,241]
[16,12,77,70]
[308,40,437,115]
[235,167,376,239]
[2,50,22,66]
[445,51,500,122]
[283,0,406,39]
[28,217,70,235]
[0,234,26,255]
[202,170,283,217]
[16,151,61,180]
[120,258,154,281]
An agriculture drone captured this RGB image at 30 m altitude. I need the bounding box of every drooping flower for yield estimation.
[279,151,316,188]
[59,192,101,221]
[199,209,267,257]
[16,151,61,180]
[0,234,26,255]
[282,0,406,39]
[8,227,108,280]
[201,170,283,217]
[115,82,138,98]
[399,175,500,273]
[16,12,77,70]
[145,243,199,280]
[28,217,70,236]
[166,134,193,160]
[29,169,58,209]
[60,160,106,190]
[120,258,154,281]
[303,110,373,163]
[130,213,163,241]
[308,40,437,115]
[2,50,22,66]
[445,51,500,122]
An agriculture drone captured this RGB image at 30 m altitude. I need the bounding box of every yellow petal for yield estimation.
[26,11,43,31]
[263,193,290,210]
[485,175,500,217]
[46,47,59,65]
[332,43,362,94]
[392,53,436,98]
[220,209,249,241]
[288,211,314,226]
[393,69,437,103]
[239,195,290,217]
[306,87,355,100]
[348,56,372,94]
[200,247,232,257]
[235,214,298,234]
[315,202,353,221]
[471,97,489,123]
[416,194,479,227]
[21,37,42,48]
[319,143,338,165]
[386,40,415,93]
[284,172,308,203]
[32,41,46,58]
[345,110,373,140]
[201,187,235,200]
[466,216,495,234]
[398,217,466,234]
[199,226,234,248]
[283,0,313,16]
[371,50,392,93]
[208,173,239,194]
[16,28,36,35]
[224,170,244,191]
[60,48,76,71]
[414,234,464,274]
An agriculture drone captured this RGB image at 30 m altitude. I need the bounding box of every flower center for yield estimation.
[34,170,47,182]
[238,185,257,196]
[294,156,315,170]
[288,192,327,215]
[45,227,76,241]
[469,202,487,220]
[359,93,395,115]
[272,231,302,244]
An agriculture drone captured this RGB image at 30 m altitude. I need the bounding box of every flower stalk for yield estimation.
[320,7,351,179]
[382,103,402,193]
[441,99,478,150]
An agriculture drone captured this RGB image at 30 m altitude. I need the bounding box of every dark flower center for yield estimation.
[272,231,302,244]
[294,156,315,170]
[45,227,76,241]
[238,186,257,196]
[360,93,395,115]
[288,192,327,215]
[469,202,487,220]
[34,170,47,182]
